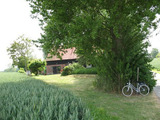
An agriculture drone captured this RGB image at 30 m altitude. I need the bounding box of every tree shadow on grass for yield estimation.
[34,74,160,120]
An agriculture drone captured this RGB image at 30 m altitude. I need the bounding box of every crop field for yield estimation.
[0,72,91,120]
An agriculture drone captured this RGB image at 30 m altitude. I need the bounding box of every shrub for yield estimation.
[61,66,73,76]
[61,63,97,76]
[72,68,97,74]
[61,63,84,76]
[0,73,92,120]
[28,59,46,75]
[18,68,25,73]
[70,63,84,70]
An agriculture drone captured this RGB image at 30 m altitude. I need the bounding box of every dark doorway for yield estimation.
[52,66,61,74]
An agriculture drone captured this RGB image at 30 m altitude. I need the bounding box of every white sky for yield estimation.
[0,0,43,71]
[0,0,160,71]
[148,24,160,52]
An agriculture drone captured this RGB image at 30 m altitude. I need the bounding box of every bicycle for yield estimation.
[122,68,150,97]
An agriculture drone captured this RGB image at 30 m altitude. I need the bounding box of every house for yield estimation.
[46,48,77,74]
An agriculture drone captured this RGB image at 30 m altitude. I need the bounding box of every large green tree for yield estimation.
[7,35,33,70]
[27,0,160,92]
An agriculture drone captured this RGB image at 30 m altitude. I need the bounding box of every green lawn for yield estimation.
[35,74,160,120]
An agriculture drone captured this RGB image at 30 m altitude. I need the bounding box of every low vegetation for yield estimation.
[72,68,97,74]
[4,67,18,72]
[0,73,92,120]
[18,68,25,73]
[28,59,46,75]
[61,63,97,76]
[150,58,160,70]
[35,74,160,120]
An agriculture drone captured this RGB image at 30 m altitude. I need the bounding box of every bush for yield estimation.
[61,63,97,76]
[61,66,73,76]
[70,63,84,70]
[0,74,92,120]
[28,59,46,75]
[18,68,25,73]
[72,68,97,74]
[61,63,84,76]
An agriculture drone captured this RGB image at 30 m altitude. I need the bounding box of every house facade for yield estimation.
[46,48,77,74]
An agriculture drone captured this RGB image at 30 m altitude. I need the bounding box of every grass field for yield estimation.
[35,74,160,120]
[1,72,160,120]
[150,58,160,70]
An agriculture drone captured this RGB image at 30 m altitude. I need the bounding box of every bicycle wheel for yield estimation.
[139,85,150,96]
[122,85,133,97]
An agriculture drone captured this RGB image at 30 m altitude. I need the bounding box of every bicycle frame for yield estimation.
[122,68,150,96]
[128,82,140,93]
[128,67,140,92]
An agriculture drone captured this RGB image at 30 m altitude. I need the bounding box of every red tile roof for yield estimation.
[46,48,77,61]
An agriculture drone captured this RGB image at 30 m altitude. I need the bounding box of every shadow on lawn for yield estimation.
[35,74,160,120]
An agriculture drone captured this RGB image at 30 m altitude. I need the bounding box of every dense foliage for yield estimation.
[61,63,84,76]
[61,66,73,76]
[61,63,97,75]
[27,0,160,92]
[7,35,33,70]
[0,73,92,120]
[72,68,97,74]
[18,68,25,73]
[28,59,46,75]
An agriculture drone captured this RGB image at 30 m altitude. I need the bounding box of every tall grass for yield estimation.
[0,72,92,120]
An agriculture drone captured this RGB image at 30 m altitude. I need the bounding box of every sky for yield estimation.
[0,0,43,71]
[0,1,160,71]
[148,24,160,52]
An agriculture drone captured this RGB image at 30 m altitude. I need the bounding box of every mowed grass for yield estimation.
[35,74,160,120]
